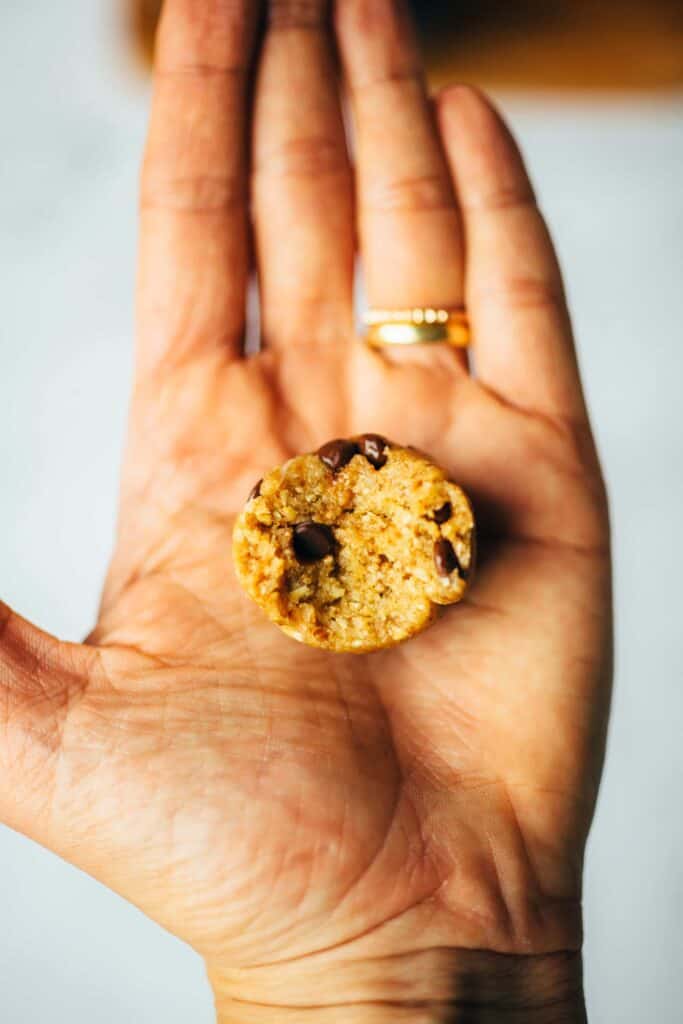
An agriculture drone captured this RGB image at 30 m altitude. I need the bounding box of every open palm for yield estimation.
[0,1,611,1018]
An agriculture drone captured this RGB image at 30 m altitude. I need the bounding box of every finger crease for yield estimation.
[362,172,455,213]
[255,136,349,180]
[507,534,610,559]
[354,67,421,94]
[470,276,565,315]
[461,186,537,214]
[154,63,247,81]
[265,326,351,352]
[140,174,246,213]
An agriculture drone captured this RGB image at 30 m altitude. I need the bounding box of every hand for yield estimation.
[0,1,610,1020]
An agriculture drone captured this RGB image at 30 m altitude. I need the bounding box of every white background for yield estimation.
[1,2,682,1020]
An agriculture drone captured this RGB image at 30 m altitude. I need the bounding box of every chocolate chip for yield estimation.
[357,433,389,469]
[248,478,262,501]
[434,538,462,578]
[317,438,358,472]
[433,502,452,524]
[292,522,335,564]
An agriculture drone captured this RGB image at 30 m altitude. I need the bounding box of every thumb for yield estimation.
[0,600,94,845]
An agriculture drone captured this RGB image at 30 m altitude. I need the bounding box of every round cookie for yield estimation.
[232,436,475,653]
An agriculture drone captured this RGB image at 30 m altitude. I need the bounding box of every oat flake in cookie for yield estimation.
[232,436,475,653]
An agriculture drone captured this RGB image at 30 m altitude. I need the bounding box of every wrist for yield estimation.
[209,948,586,1023]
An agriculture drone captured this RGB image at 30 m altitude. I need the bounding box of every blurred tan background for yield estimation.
[130,0,683,90]
[0,2,681,1022]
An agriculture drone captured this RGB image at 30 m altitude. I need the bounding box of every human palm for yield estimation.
[1,1,610,1018]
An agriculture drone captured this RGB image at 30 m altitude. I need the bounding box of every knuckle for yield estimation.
[364,172,455,214]
[256,135,349,181]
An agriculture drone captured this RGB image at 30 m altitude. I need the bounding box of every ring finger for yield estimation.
[336,0,465,334]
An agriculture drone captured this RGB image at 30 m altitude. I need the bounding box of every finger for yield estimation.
[437,86,588,422]
[253,0,355,350]
[0,601,93,844]
[336,0,465,313]
[137,0,260,376]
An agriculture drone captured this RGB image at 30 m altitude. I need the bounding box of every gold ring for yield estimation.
[362,308,470,348]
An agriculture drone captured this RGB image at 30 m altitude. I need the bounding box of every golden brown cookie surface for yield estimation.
[232,436,475,653]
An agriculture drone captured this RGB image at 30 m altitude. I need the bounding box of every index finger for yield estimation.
[137,0,260,377]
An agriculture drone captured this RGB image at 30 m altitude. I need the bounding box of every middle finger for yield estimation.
[336,0,465,315]
[253,0,355,352]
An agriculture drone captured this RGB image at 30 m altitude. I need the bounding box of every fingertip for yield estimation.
[436,82,494,115]
[435,84,511,148]
[336,0,414,38]
[155,0,254,72]
[435,84,533,210]
[433,84,479,124]
[335,0,420,86]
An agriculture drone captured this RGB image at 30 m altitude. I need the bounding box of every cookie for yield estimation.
[232,436,475,653]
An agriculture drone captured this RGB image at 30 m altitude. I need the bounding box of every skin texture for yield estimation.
[0,1,611,1020]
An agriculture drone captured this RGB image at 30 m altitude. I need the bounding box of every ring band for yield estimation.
[362,308,470,348]
[363,308,468,326]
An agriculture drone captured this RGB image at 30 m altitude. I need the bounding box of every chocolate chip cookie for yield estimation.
[232,436,475,653]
